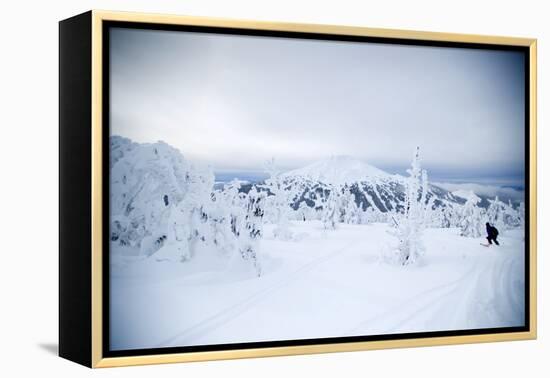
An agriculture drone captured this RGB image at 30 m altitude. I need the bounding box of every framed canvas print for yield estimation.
[59,10,537,368]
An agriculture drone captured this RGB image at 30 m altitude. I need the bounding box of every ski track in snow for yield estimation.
[111,226,525,350]
[465,247,525,328]
[346,260,479,335]
[156,240,358,348]
[347,245,525,335]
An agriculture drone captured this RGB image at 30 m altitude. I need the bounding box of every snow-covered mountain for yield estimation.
[278,156,464,214]
[282,155,393,185]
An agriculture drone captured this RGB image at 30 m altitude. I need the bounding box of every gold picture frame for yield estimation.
[59,10,537,368]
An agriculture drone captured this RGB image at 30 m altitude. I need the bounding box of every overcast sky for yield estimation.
[110,27,526,185]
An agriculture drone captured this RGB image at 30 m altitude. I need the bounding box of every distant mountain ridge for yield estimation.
[276,156,463,213]
[282,155,395,185]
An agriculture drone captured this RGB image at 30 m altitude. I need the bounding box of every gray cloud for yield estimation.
[110,27,526,181]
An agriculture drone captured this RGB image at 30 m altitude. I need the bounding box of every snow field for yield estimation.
[110,222,525,350]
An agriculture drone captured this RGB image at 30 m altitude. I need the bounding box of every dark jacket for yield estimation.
[486,224,499,238]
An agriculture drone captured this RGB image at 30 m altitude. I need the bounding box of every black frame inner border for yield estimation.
[101,20,531,358]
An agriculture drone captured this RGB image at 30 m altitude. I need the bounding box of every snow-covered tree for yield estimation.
[390,147,428,265]
[422,196,441,228]
[207,181,246,256]
[340,186,360,224]
[156,165,216,261]
[502,200,521,229]
[486,196,507,231]
[109,136,220,263]
[109,138,207,253]
[262,158,293,240]
[322,185,341,230]
[459,191,484,237]
[426,205,446,228]
[312,188,327,220]
[207,193,234,255]
[238,188,265,276]
[444,204,461,228]
[485,198,521,230]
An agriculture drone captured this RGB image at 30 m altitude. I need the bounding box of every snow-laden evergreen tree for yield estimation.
[427,205,446,228]
[322,185,341,230]
[220,179,248,240]
[486,197,524,231]
[238,188,265,277]
[438,204,460,228]
[502,200,521,229]
[391,147,428,265]
[262,158,293,240]
[109,136,221,261]
[486,196,507,231]
[208,180,247,256]
[207,191,234,255]
[155,164,216,262]
[340,185,360,224]
[312,189,327,220]
[206,182,267,276]
[422,196,440,228]
[459,191,484,237]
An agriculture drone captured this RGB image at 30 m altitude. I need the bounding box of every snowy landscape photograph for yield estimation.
[107,26,527,352]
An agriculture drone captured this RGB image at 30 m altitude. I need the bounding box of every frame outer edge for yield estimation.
[94,332,534,368]
[89,10,538,367]
[92,9,535,46]
[59,11,94,368]
[529,40,537,339]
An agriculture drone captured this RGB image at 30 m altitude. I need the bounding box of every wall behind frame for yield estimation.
[1,1,547,378]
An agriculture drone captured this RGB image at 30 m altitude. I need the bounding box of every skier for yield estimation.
[485,222,500,246]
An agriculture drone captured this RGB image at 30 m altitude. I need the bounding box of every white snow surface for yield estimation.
[110,222,525,350]
[282,155,395,184]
